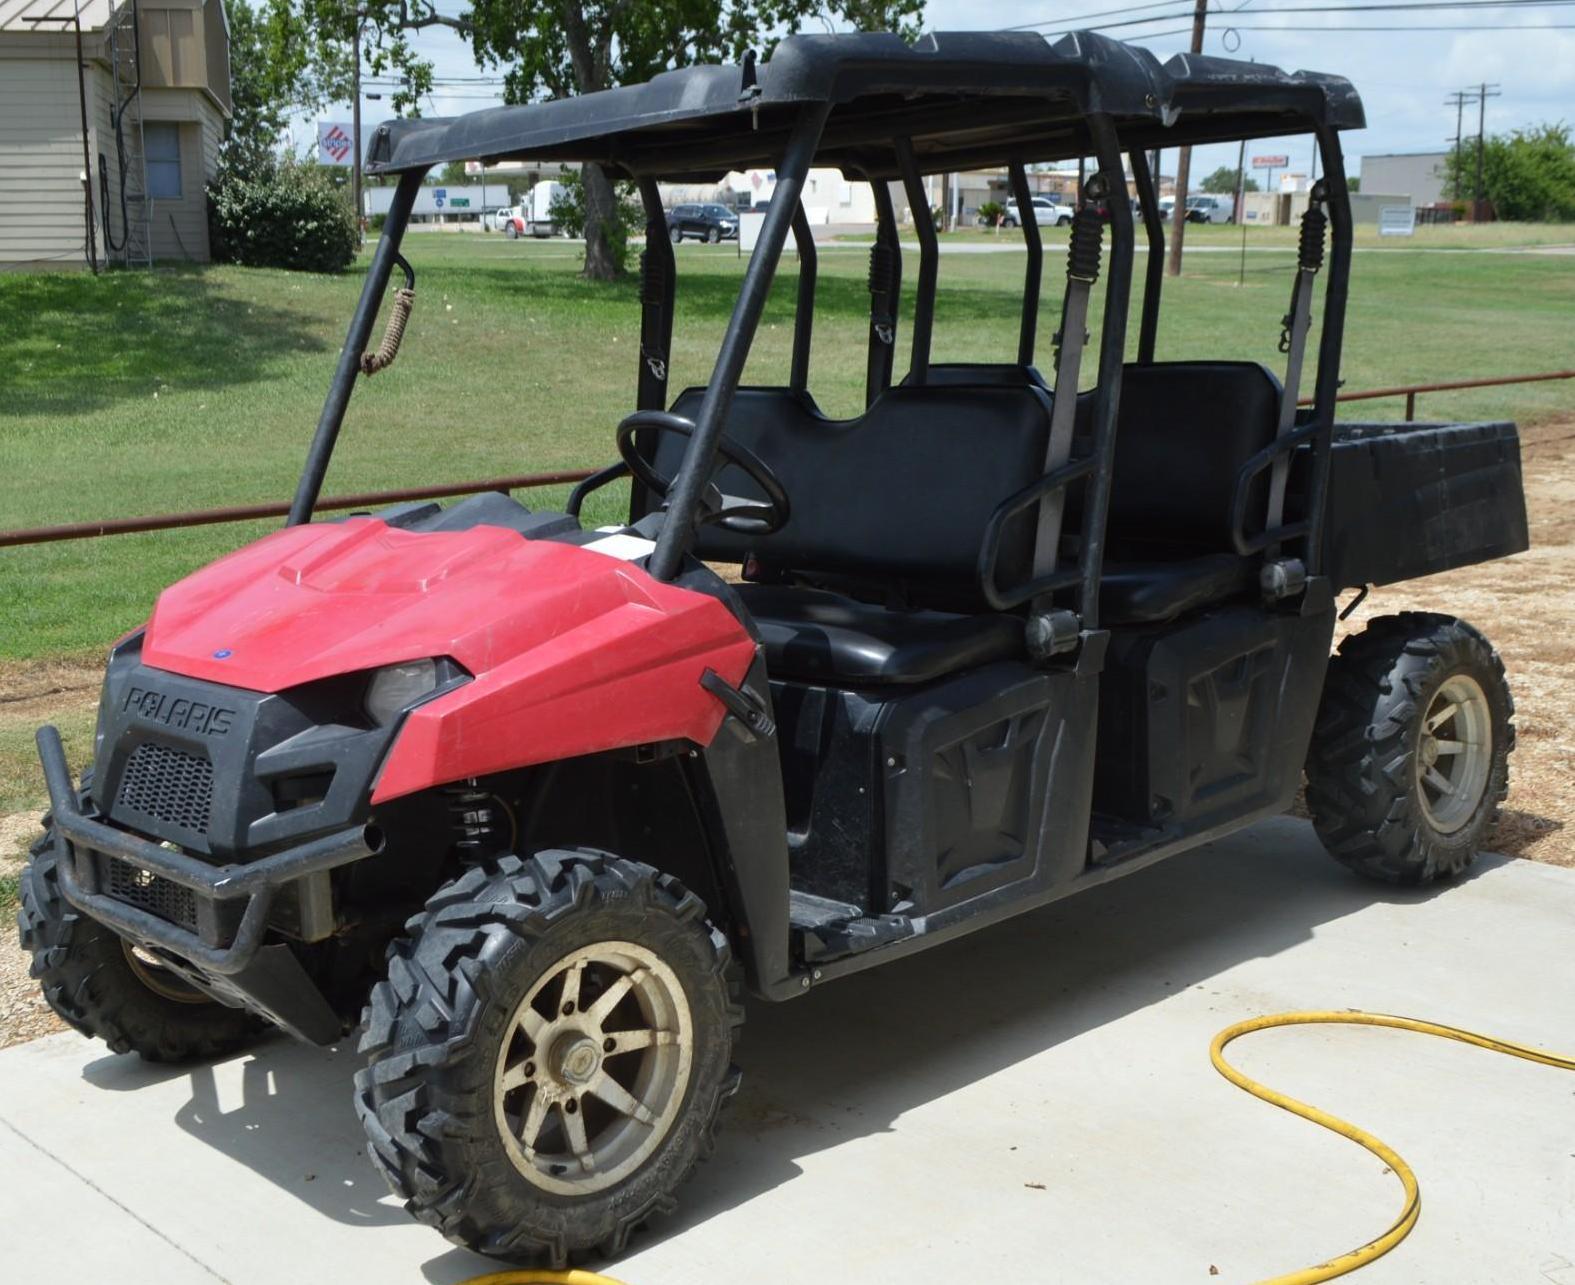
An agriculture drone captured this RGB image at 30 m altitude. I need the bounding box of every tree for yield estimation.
[1200,165,1258,195]
[439,160,472,186]
[338,0,925,279]
[1444,123,1575,221]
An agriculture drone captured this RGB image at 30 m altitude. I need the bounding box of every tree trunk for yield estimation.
[581,162,620,281]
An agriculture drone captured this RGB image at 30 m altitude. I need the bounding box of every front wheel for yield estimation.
[18,828,264,1061]
[706,226,721,244]
[356,851,740,1264]
[504,223,519,240]
[1057,214,1073,226]
[1305,613,1514,884]
[668,226,682,244]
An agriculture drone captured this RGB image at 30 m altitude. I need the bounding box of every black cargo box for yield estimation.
[1319,420,1529,591]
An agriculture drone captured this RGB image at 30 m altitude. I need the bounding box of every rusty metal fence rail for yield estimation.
[3,370,1571,550]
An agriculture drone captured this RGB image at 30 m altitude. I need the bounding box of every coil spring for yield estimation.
[868,241,897,295]
[445,781,500,855]
[1067,207,1104,283]
[1299,204,1328,272]
[640,247,669,305]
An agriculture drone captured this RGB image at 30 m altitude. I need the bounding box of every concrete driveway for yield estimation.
[3,816,1572,1284]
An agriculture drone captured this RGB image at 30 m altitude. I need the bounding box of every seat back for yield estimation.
[1085,361,1283,560]
[655,383,1052,610]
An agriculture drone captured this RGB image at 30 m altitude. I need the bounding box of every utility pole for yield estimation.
[1166,0,1208,277]
[1445,89,1470,201]
[1474,82,1501,221]
[351,22,363,237]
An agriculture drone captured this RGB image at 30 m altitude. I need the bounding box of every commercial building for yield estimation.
[1359,151,1450,208]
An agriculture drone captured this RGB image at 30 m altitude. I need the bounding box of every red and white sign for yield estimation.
[318,122,354,166]
[1251,154,1290,169]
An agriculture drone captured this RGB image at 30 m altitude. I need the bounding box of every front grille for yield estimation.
[102,856,198,931]
[117,742,215,836]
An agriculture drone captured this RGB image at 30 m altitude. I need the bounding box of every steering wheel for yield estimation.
[616,411,790,535]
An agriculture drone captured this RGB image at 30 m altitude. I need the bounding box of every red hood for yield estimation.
[143,518,758,799]
[143,519,736,692]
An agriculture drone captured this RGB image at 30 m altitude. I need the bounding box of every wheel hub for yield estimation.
[1415,673,1493,834]
[492,941,695,1196]
[551,1032,602,1086]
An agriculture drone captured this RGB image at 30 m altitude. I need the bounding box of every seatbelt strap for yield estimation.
[1267,188,1328,535]
[865,230,900,407]
[1034,192,1105,588]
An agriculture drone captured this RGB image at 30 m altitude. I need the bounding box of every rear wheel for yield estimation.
[1305,613,1513,884]
[706,226,721,244]
[18,828,263,1061]
[356,851,740,1264]
[669,226,682,244]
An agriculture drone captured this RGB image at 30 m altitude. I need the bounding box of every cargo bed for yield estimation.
[1320,419,1529,591]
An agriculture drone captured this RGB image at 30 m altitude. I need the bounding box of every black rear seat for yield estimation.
[1087,361,1284,624]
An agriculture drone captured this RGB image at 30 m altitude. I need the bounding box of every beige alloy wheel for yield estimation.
[1415,673,1494,834]
[122,940,209,1004]
[493,940,694,1196]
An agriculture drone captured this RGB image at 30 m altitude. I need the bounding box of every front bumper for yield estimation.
[37,725,380,977]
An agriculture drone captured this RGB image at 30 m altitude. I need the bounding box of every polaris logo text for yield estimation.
[123,688,236,737]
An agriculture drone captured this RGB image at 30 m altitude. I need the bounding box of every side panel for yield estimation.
[1091,585,1336,856]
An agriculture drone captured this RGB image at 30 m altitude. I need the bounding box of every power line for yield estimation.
[1010,0,1575,32]
[1134,17,1575,25]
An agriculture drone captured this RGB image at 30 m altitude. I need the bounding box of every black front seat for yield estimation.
[737,585,1025,686]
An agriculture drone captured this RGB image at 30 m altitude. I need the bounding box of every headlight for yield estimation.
[365,659,439,726]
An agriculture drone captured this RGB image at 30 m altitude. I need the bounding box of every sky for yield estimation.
[299,0,1575,184]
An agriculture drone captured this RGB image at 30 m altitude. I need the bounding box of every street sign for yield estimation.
[318,122,354,166]
[1251,154,1289,168]
[434,187,446,209]
[449,198,470,208]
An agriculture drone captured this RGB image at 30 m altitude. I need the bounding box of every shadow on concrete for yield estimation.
[77,816,1483,1276]
[82,1036,406,1230]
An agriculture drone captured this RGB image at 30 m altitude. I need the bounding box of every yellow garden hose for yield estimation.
[457,1273,629,1285]
[1212,1010,1575,1284]
[458,1010,1575,1285]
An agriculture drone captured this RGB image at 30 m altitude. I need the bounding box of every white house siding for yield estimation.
[0,56,99,268]
[139,87,223,262]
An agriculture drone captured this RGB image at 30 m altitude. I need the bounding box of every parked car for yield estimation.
[668,202,740,243]
[1185,194,1236,223]
[489,206,527,238]
[1001,194,1072,227]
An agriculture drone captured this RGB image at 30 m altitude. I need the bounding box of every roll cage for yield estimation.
[295,29,1363,629]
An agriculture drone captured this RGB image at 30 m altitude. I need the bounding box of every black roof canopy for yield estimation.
[364,30,1363,181]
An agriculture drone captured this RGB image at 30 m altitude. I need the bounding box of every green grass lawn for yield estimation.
[2,226,1573,663]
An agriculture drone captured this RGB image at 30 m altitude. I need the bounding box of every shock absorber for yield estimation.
[445,780,508,859]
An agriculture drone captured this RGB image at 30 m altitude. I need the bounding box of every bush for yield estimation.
[977,200,1005,228]
[208,161,359,272]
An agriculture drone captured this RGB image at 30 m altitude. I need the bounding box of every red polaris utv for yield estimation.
[23,31,1528,1265]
